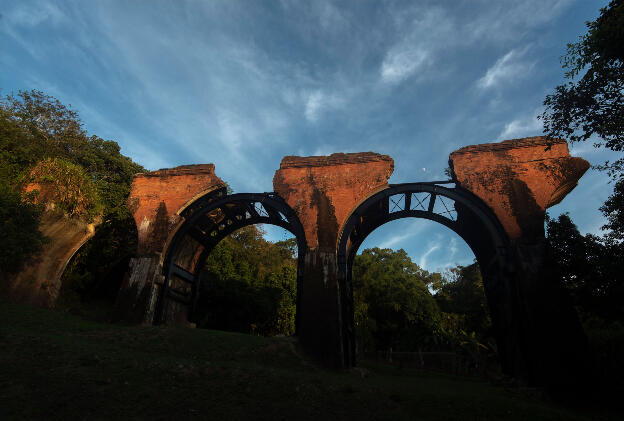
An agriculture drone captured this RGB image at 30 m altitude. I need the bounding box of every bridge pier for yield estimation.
[116,137,590,388]
[273,152,394,367]
[449,137,590,387]
[113,165,225,323]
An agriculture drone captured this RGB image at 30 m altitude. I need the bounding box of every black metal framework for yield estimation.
[336,182,510,367]
[155,187,306,325]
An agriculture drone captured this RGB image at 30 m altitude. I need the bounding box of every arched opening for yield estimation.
[338,183,510,369]
[156,188,306,333]
[351,218,497,376]
[194,224,299,336]
[57,213,139,321]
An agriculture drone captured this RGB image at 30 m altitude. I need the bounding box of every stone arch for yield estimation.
[155,187,307,327]
[336,182,512,368]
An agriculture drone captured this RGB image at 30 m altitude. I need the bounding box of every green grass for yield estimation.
[0,300,619,420]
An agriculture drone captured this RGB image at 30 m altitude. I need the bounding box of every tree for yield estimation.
[600,178,624,241]
[541,0,624,175]
[196,225,299,336]
[434,262,491,341]
[0,90,144,305]
[0,183,48,278]
[352,248,441,351]
[546,213,624,321]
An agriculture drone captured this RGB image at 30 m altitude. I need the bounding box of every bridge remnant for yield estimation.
[4,206,98,307]
[450,136,590,386]
[273,152,394,367]
[114,164,225,323]
[449,136,590,241]
[113,136,589,386]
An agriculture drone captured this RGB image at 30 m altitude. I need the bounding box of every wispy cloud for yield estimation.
[304,90,344,122]
[8,0,65,27]
[477,47,535,90]
[378,222,426,249]
[499,108,543,139]
[379,7,450,84]
[419,242,440,269]
[381,47,430,84]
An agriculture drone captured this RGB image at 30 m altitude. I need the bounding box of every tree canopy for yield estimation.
[0,90,144,303]
[541,0,624,175]
[196,225,298,336]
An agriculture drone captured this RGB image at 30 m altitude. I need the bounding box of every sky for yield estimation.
[1,0,618,273]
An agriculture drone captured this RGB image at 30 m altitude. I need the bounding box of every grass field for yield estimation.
[0,300,619,420]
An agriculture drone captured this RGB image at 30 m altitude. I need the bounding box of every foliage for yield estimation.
[0,89,144,303]
[435,262,492,343]
[0,182,48,277]
[353,248,442,351]
[352,247,496,375]
[541,0,624,176]
[0,90,144,216]
[27,157,102,221]
[196,225,298,336]
[600,178,624,241]
[546,213,624,321]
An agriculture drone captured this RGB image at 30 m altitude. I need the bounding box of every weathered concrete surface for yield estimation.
[115,164,225,323]
[449,136,589,241]
[273,152,394,367]
[4,205,98,307]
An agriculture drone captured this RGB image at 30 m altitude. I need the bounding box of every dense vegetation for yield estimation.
[352,248,495,374]
[540,0,624,393]
[0,90,144,304]
[541,0,624,176]
[196,225,298,336]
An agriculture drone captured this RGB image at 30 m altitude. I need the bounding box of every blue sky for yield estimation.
[1,0,618,273]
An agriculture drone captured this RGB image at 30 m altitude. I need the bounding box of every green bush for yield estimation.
[0,182,48,277]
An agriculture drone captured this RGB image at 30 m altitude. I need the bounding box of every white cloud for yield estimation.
[499,108,543,139]
[304,90,344,122]
[381,47,430,84]
[419,242,440,269]
[477,47,535,90]
[304,91,324,122]
[379,223,426,249]
[379,7,450,85]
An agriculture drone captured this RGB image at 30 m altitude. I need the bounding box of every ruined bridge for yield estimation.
[111,136,588,385]
[3,136,590,386]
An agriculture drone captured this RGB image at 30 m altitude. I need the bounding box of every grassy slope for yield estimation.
[0,301,616,421]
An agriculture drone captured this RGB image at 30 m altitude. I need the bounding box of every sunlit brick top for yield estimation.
[279,152,393,169]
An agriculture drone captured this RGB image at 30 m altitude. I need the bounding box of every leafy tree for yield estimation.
[0,182,48,277]
[352,248,441,351]
[541,0,624,175]
[600,178,624,241]
[27,157,102,221]
[0,90,144,305]
[196,225,298,336]
[546,213,624,321]
[434,262,491,341]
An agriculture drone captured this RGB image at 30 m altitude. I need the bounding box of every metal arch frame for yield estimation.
[155,187,307,325]
[336,182,510,367]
